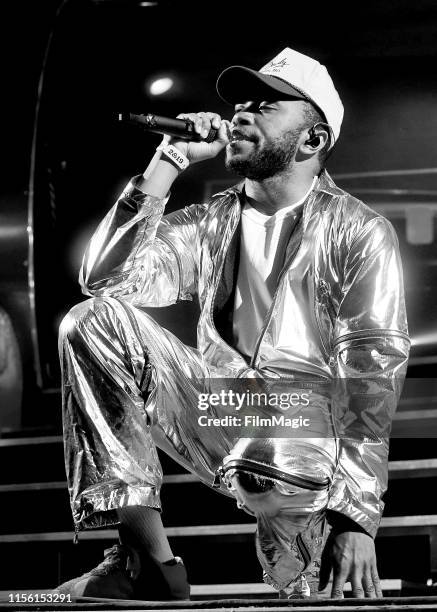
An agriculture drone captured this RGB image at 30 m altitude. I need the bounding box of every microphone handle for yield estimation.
[118,113,218,143]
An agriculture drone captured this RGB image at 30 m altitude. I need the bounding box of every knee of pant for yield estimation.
[58,297,113,344]
[231,468,329,519]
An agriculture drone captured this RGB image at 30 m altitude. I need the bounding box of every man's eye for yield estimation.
[259,105,274,112]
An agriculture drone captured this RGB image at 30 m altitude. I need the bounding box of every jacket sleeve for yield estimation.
[327,216,410,537]
[79,176,204,307]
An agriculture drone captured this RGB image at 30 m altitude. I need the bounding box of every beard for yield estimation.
[225,127,302,180]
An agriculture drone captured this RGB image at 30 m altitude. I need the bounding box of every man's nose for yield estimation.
[231,101,255,126]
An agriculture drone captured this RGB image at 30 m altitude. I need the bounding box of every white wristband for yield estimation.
[156,143,190,172]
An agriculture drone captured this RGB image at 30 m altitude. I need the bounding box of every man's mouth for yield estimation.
[230,130,254,143]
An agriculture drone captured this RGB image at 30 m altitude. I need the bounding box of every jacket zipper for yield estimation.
[315,279,335,358]
[333,328,410,348]
[209,198,240,336]
[318,279,336,324]
[296,533,311,568]
[156,232,183,302]
[216,458,329,490]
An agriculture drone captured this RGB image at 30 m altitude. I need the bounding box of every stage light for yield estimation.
[410,331,437,347]
[149,77,174,96]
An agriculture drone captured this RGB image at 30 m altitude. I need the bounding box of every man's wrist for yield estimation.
[137,157,181,198]
[156,142,190,172]
[327,510,370,536]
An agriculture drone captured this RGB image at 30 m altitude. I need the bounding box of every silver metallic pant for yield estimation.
[59,296,337,594]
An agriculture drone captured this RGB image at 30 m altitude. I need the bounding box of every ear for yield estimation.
[300,123,331,156]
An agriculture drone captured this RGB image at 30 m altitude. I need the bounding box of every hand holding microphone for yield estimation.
[165,112,230,164]
[119,111,231,166]
[119,110,231,197]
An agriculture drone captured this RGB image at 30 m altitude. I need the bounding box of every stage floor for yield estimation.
[2,595,437,611]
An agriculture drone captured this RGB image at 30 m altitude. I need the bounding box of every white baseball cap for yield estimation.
[216,47,344,146]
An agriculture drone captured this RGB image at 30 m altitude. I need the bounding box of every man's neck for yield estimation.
[244,168,318,216]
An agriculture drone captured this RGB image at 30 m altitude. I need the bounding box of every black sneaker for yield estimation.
[54,544,138,599]
[133,554,190,600]
[159,557,190,600]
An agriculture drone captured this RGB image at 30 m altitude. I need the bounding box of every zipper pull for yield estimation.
[213,467,223,488]
[318,279,330,296]
[73,525,79,545]
[300,574,311,597]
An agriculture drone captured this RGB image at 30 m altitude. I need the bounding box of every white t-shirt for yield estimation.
[233,178,316,358]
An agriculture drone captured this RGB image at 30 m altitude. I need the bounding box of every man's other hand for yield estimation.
[319,530,383,599]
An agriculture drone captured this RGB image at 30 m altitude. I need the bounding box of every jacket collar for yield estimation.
[212,181,244,199]
[212,168,344,201]
[316,169,344,197]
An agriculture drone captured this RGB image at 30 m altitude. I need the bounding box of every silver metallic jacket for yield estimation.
[80,169,410,538]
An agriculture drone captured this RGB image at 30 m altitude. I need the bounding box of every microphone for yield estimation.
[118,113,218,143]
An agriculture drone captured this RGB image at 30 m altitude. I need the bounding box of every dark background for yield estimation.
[1,0,437,428]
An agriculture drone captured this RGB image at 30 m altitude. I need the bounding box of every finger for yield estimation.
[330,566,347,599]
[370,561,383,598]
[176,113,203,137]
[350,571,365,598]
[362,569,377,599]
[197,112,214,139]
[217,119,231,143]
[204,112,222,131]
